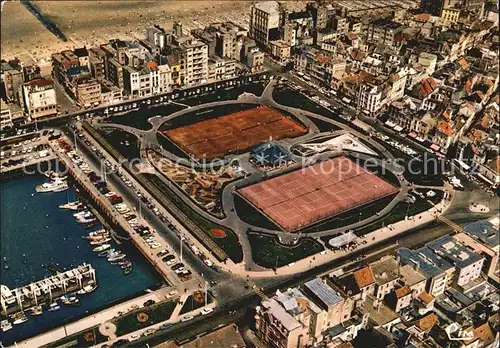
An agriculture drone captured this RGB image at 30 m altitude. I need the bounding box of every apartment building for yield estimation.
[426,235,485,288]
[179,39,208,87]
[88,48,107,82]
[397,247,453,296]
[255,297,310,348]
[107,58,124,90]
[269,40,292,63]
[74,77,101,108]
[365,18,404,47]
[207,57,236,82]
[453,219,499,282]
[295,47,346,88]
[20,78,57,121]
[2,68,23,103]
[52,50,80,83]
[0,100,13,129]
[370,256,401,300]
[250,1,281,46]
[247,48,265,72]
[123,60,172,98]
[304,278,355,329]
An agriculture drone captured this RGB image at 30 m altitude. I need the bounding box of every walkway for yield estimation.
[93,79,454,274]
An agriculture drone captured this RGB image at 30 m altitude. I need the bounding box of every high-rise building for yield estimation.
[249,1,281,46]
[20,78,58,121]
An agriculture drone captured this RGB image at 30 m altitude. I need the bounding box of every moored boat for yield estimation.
[48,302,60,311]
[93,244,111,252]
[77,217,96,224]
[123,267,133,276]
[1,319,12,332]
[76,283,98,295]
[108,254,126,262]
[30,305,43,316]
[11,312,28,325]
[36,181,68,193]
[59,201,81,210]
[89,238,111,245]
[60,295,80,306]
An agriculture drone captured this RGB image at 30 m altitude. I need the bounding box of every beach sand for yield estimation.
[1,1,307,62]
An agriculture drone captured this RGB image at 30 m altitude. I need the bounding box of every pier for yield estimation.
[1,264,96,316]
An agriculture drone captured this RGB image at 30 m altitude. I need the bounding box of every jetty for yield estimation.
[1,263,96,316]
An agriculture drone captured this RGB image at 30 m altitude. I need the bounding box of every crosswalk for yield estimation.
[243,278,266,299]
[438,215,463,233]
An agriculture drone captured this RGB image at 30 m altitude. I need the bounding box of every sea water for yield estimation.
[0,174,161,344]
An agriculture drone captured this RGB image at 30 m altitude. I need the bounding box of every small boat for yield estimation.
[1,319,12,332]
[108,254,126,262]
[89,238,111,245]
[36,181,68,193]
[48,302,60,311]
[84,233,110,241]
[123,267,133,276]
[98,249,112,257]
[73,210,90,217]
[60,295,80,306]
[76,283,98,295]
[30,306,43,316]
[120,262,132,269]
[11,312,28,325]
[77,217,96,224]
[59,201,81,210]
[87,229,107,237]
[93,244,111,252]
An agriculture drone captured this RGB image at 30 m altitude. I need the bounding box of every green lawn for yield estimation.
[248,233,324,268]
[114,300,176,336]
[234,195,281,230]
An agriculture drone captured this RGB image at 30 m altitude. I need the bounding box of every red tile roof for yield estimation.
[354,266,375,288]
[395,285,412,299]
[418,78,438,99]
[437,120,454,136]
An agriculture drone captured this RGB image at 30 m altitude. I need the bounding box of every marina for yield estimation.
[0,264,96,316]
[0,174,161,345]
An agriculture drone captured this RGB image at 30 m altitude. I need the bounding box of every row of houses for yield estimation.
[254,217,499,348]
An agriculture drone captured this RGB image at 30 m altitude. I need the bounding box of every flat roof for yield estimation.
[261,298,302,331]
[370,256,400,285]
[426,235,484,269]
[462,219,499,250]
[304,278,343,308]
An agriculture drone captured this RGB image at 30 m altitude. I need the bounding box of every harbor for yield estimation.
[1,264,97,317]
[0,173,162,345]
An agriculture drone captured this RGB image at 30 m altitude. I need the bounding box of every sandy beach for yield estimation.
[1,1,306,62]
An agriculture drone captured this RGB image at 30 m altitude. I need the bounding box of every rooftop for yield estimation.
[304,278,343,308]
[261,298,302,331]
[397,247,450,279]
[462,219,499,250]
[254,1,280,14]
[370,256,400,286]
[400,265,426,287]
[353,266,375,289]
[426,234,484,269]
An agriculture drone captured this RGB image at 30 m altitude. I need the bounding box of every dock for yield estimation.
[1,264,96,316]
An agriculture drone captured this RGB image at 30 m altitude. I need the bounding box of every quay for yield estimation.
[0,264,96,316]
[47,138,183,286]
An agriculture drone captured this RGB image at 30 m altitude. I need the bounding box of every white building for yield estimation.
[249,1,281,46]
[0,100,13,129]
[179,39,208,87]
[20,78,58,121]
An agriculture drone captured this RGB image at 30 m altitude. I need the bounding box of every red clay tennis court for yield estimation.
[238,156,398,232]
[162,106,307,159]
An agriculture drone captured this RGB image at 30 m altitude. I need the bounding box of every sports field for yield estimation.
[238,156,398,232]
[162,106,307,159]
